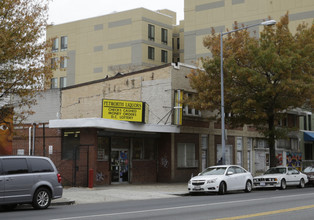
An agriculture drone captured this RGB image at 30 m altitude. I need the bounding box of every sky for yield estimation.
[48,0,184,25]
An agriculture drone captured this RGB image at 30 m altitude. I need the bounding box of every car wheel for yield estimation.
[280,179,286,190]
[218,182,226,195]
[245,180,252,193]
[32,187,51,209]
[299,178,305,188]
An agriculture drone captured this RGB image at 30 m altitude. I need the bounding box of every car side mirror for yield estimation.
[227,171,234,175]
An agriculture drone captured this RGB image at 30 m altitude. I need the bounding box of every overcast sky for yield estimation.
[48,0,184,25]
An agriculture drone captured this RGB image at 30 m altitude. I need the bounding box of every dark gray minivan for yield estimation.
[0,156,63,210]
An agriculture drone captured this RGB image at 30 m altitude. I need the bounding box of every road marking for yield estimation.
[51,192,314,220]
[214,204,314,220]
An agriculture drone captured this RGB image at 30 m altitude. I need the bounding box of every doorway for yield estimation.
[111,149,129,183]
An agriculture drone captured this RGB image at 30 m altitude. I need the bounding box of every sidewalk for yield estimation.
[51,183,188,205]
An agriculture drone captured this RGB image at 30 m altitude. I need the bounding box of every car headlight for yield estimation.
[206,178,217,184]
[188,180,191,184]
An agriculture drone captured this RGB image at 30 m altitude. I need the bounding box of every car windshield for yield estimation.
[199,167,227,176]
[264,167,286,174]
[304,167,314,172]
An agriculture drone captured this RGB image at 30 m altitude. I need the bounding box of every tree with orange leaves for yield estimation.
[187,13,314,167]
[0,0,53,125]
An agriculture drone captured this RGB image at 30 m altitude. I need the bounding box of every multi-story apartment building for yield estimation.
[47,8,178,88]
[9,1,313,186]
[184,0,314,64]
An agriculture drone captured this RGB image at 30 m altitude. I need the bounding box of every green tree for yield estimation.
[187,14,314,167]
[0,0,53,124]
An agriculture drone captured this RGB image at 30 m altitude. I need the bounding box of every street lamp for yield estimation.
[220,20,276,165]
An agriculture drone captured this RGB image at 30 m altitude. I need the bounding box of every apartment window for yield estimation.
[148,24,155,41]
[61,36,68,50]
[60,56,67,69]
[60,77,67,88]
[161,50,168,63]
[172,38,174,49]
[51,57,57,69]
[309,115,312,130]
[177,143,197,168]
[52,38,59,51]
[51,78,58,89]
[161,28,168,44]
[148,46,155,60]
[177,37,180,49]
[182,93,201,116]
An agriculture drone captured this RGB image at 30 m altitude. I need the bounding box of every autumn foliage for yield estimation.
[187,13,314,167]
[0,0,53,124]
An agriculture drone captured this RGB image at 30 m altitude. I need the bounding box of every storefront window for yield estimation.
[97,137,110,161]
[177,143,197,168]
[132,138,155,160]
[62,130,80,160]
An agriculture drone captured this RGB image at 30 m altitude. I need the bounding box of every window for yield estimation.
[61,36,68,50]
[97,136,110,161]
[60,56,67,69]
[309,115,312,130]
[62,130,80,160]
[2,158,29,175]
[51,78,58,89]
[29,159,54,173]
[148,46,155,60]
[60,77,67,88]
[256,139,268,148]
[52,38,59,51]
[177,143,197,168]
[51,57,57,69]
[182,93,201,116]
[177,37,180,49]
[132,138,156,160]
[172,38,174,49]
[161,28,168,44]
[148,24,155,41]
[161,50,168,63]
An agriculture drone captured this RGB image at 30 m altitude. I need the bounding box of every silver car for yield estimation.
[0,156,63,210]
[188,165,253,195]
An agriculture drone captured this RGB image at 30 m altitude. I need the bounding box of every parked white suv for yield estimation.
[0,156,63,210]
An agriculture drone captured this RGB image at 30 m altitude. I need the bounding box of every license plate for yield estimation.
[260,182,266,186]
[194,186,201,190]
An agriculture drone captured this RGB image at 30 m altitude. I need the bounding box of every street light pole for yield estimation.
[220,20,276,165]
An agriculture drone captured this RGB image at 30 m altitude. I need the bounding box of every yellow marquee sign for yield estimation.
[102,99,148,123]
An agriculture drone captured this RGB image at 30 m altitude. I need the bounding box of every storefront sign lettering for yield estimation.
[102,99,148,123]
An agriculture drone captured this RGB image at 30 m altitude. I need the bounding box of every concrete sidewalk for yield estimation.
[51,183,188,205]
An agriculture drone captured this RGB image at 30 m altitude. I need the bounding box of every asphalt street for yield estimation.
[1,186,314,220]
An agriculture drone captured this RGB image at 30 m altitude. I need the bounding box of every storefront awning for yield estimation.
[49,118,180,133]
[304,131,314,141]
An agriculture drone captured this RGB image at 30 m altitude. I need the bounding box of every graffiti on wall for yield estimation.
[96,171,104,182]
[0,109,13,155]
[161,154,168,168]
[287,152,302,169]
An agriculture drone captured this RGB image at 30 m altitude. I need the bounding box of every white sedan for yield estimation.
[188,165,253,195]
[253,166,308,189]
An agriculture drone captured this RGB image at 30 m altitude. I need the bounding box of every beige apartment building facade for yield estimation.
[184,0,314,64]
[47,8,179,88]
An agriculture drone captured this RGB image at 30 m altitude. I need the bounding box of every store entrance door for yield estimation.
[111,149,129,183]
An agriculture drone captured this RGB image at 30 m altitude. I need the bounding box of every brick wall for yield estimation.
[131,160,157,183]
